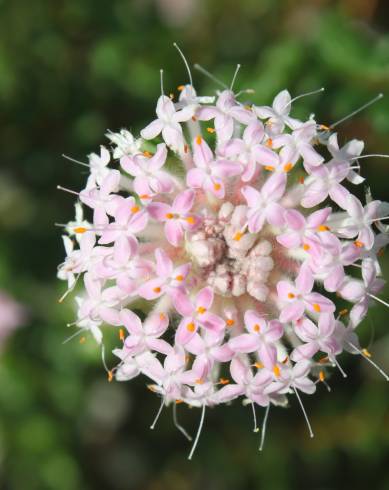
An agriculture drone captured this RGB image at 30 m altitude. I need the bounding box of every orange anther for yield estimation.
[177,85,185,91]
[192,115,197,121]
[175,399,184,404]
[197,306,206,314]
[303,243,310,251]
[273,365,281,377]
[287,292,295,299]
[338,309,348,317]
[139,194,150,200]
[213,183,221,191]
[143,150,152,158]
[283,162,293,172]
[253,324,261,333]
[175,275,184,282]
[264,165,275,172]
[165,212,174,219]
[233,231,243,241]
[207,127,216,133]
[153,287,162,293]
[184,144,189,153]
[254,361,264,369]
[186,216,195,225]
[362,348,371,358]
[107,371,113,382]
[74,227,87,234]
[159,313,166,321]
[196,135,202,145]
[319,371,325,382]
[219,378,230,385]
[319,124,330,131]
[119,329,125,341]
[313,303,321,312]
[195,378,204,384]
[354,240,364,248]
[317,225,330,232]
[299,176,305,184]
[265,138,273,148]
[131,206,140,214]
[226,319,235,327]
[186,322,195,332]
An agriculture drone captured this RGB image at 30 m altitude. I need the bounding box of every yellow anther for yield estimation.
[107,370,113,382]
[354,240,364,248]
[197,306,206,314]
[159,313,166,321]
[186,216,195,225]
[226,319,235,327]
[213,183,221,191]
[283,162,293,172]
[175,275,184,282]
[265,138,273,148]
[313,303,321,312]
[264,165,275,172]
[362,348,371,358]
[303,243,310,251]
[206,127,216,133]
[131,206,140,214]
[119,329,125,341]
[339,308,348,317]
[287,292,295,299]
[317,225,330,232]
[79,336,86,344]
[253,324,261,333]
[177,85,185,91]
[186,322,195,332]
[195,378,204,385]
[196,135,202,145]
[219,378,230,385]
[233,231,244,241]
[143,150,152,158]
[319,371,325,382]
[74,227,87,234]
[255,361,264,369]
[153,287,162,293]
[165,212,174,219]
[273,365,281,377]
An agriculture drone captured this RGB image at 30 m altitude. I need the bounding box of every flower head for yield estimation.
[58,65,389,457]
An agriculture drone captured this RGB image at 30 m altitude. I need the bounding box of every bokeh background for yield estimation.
[1,0,389,489]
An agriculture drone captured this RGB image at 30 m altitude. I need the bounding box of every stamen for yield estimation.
[206,127,215,133]
[330,93,383,129]
[119,328,125,341]
[56,185,79,196]
[213,183,221,191]
[287,292,295,299]
[193,64,228,89]
[264,165,275,172]
[177,85,185,91]
[197,306,206,314]
[273,365,281,377]
[283,162,293,172]
[175,275,184,282]
[131,206,140,214]
[292,386,314,438]
[143,150,152,157]
[173,42,194,87]
[173,403,192,441]
[150,397,165,430]
[354,240,364,248]
[62,154,90,168]
[303,243,310,251]
[230,63,241,91]
[317,225,330,232]
[73,227,88,234]
[160,69,164,96]
[258,405,270,451]
[233,231,244,241]
[219,378,230,385]
[196,135,202,145]
[107,370,113,382]
[185,216,195,225]
[159,313,166,321]
[226,319,235,327]
[251,402,259,432]
[165,212,174,219]
[347,341,389,381]
[350,154,389,161]
[265,138,273,148]
[153,287,162,293]
[188,404,206,460]
[312,303,321,312]
[333,357,347,378]
[367,293,389,309]
[319,371,325,382]
[281,87,325,112]
[255,361,264,369]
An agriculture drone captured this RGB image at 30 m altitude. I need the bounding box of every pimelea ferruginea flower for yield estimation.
[58,48,389,459]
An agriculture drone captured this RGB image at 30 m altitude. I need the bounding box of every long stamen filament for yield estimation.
[293,386,314,438]
[188,404,206,460]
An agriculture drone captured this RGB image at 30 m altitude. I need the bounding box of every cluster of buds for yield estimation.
[58,54,389,458]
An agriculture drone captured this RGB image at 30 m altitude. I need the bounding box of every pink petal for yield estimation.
[147,202,172,221]
[137,278,165,300]
[140,119,163,140]
[230,357,249,385]
[196,287,214,309]
[120,309,143,334]
[155,248,173,277]
[279,300,305,323]
[173,189,195,214]
[229,333,259,353]
[165,220,184,246]
[187,168,206,188]
[296,265,314,295]
[175,317,197,345]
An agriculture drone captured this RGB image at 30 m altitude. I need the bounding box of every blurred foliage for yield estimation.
[0,0,389,489]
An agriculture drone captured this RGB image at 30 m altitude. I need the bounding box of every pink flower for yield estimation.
[241,173,286,233]
[174,287,225,344]
[148,189,199,246]
[186,136,241,198]
[253,89,301,134]
[277,265,335,322]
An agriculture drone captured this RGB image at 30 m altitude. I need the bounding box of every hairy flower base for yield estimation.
[58,73,389,456]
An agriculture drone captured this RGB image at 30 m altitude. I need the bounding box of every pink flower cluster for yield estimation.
[58,78,389,452]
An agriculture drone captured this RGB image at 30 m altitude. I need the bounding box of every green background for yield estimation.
[0,0,388,489]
